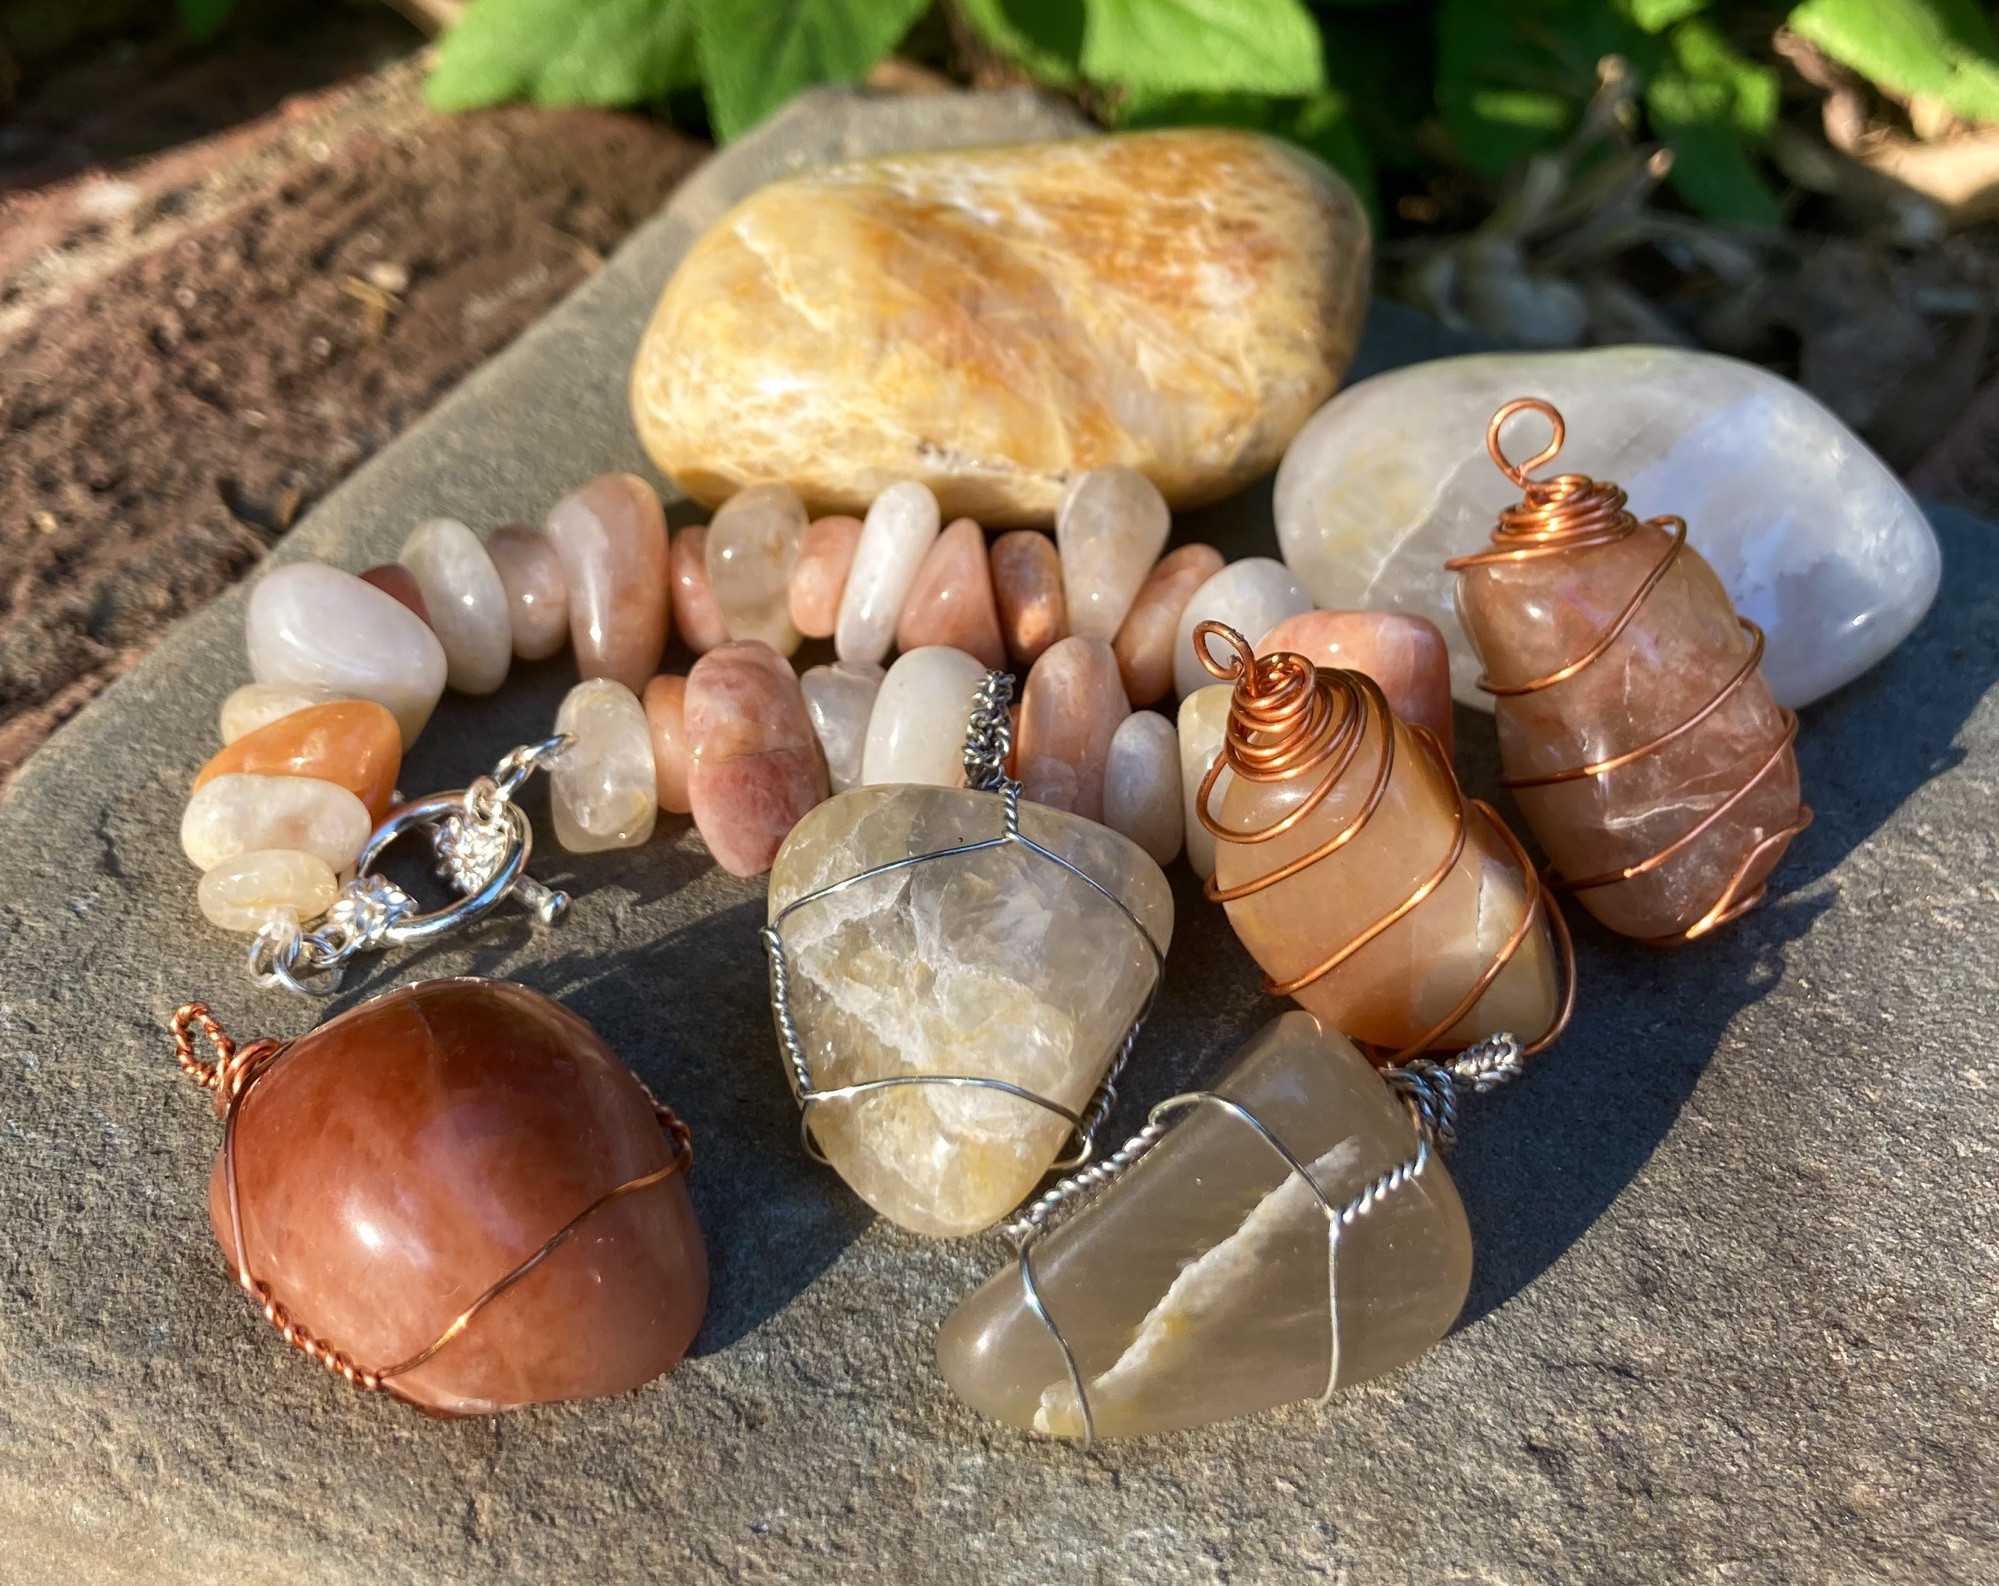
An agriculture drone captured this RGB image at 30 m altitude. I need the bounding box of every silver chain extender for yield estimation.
[247,735,573,996]
[1001,1031,1527,1448]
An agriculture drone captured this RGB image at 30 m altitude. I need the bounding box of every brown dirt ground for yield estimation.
[0,62,704,783]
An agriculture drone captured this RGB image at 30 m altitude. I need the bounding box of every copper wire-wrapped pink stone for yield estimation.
[685,641,828,877]
[206,979,706,1416]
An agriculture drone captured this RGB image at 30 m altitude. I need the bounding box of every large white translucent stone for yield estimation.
[767,784,1174,1237]
[245,563,448,746]
[1172,558,1311,698]
[936,1011,1470,1439]
[398,518,512,695]
[1274,347,1941,709]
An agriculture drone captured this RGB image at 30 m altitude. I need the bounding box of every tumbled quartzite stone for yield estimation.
[1102,710,1182,866]
[670,526,731,655]
[708,483,808,656]
[210,979,706,1415]
[1057,466,1171,641]
[1016,636,1129,822]
[1178,685,1233,881]
[399,518,512,695]
[181,772,372,874]
[990,531,1067,667]
[790,516,865,640]
[1173,558,1312,698]
[800,661,884,795]
[551,679,657,854]
[1273,347,1941,708]
[768,784,1173,1236]
[246,564,447,747]
[632,130,1370,525]
[359,564,432,627]
[686,642,828,878]
[544,474,672,693]
[861,645,989,789]
[896,517,1005,670]
[219,682,350,746]
[938,1011,1469,1438]
[195,701,401,822]
[640,675,694,816]
[836,480,940,666]
[484,526,570,662]
[197,848,338,933]
[1114,543,1225,707]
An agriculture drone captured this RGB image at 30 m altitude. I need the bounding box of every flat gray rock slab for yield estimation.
[1,89,1994,1586]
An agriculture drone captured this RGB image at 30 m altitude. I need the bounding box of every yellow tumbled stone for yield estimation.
[631,130,1370,527]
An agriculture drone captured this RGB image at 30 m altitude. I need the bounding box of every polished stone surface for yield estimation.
[544,474,671,693]
[800,660,883,795]
[1115,543,1224,707]
[3,89,1992,1586]
[1057,466,1171,642]
[1102,710,1182,865]
[669,525,730,655]
[896,517,1005,670]
[218,681,350,745]
[836,481,940,666]
[180,771,372,873]
[861,645,988,789]
[768,784,1172,1236]
[1260,610,1455,760]
[194,701,401,823]
[707,482,808,657]
[1016,636,1128,822]
[195,848,338,933]
[633,130,1369,525]
[640,674,693,816]
[685,641,827,878]
[551,678,657,854]
[990,529,1067,667]
[211,980,705,1415]
[938,1012,1470,1438]
[791,515,864,641]
[1173,557,1312,698]
[399,518,512,695]
[245,563,446,746]
[1177,682,1233,881]
[484,525,570,662]
[1274,347,1942,709]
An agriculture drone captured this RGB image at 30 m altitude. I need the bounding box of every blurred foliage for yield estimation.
[411,0,1999,224]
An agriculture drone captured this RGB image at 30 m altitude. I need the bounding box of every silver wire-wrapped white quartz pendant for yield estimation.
[937,1012,1517,1441]
[764,676,1173,1238]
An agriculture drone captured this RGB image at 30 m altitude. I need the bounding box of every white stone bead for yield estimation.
[1273,347,1942,709]
[551,678,657,853]
[1178,685,1233,880]
[862,646,988,788]
[399,518,512,695]
[1102,710,1182,865]
[706,481,807,655]
[245,563,448,747]
[1057,465,1171,641]
[1172,558,1312,698]
[218,682,348,745]
[197,848,339,932]
[181,773,372,872]
[800,660,884,795]
[836,480,941,665]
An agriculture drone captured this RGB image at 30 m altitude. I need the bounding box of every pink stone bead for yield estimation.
[671,526,730,655]
[896,517,1005,670]
[990,530,1067,667]
[1016,636,1129,822]
[641,673,693,816]
[485,525,570,661]
[359,564,431,627]
[685,642,828,877]
[790,516,864,640]
[544,474,671,692]
[1258,610,1455,760]
[1113,542,1224,707]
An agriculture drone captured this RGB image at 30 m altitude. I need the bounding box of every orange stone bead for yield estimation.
[671,525,731,655]
[789,515,864,639]
[1113,542,1224,707]
[194,700,402,822]
[641,673,694,816]
[896,517,1006,670]
[989,530,1067,667]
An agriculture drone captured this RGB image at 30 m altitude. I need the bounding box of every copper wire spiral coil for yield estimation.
[1444,398,1814,944]
[171,1002,693,1403]
[1191,622,1574,1066]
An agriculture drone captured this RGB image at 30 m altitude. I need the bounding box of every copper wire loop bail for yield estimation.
[1443,397,1815,944]
[1191,622,1573,1064]
[170,1002,692,1402]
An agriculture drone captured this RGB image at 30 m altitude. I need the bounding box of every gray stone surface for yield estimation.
[1,87,1995,1586]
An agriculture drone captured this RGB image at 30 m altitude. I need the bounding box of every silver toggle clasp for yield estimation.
[248,735,573,996]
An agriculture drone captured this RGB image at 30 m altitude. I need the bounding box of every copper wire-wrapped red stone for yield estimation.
[205,979,706,1414]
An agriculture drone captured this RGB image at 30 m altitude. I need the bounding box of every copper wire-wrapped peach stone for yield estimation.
[207,979,706,1414]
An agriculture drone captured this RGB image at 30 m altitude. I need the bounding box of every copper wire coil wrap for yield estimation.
[1445,397,1813,944]
[1190,622,1574,1065]
[170,1002,694,1402]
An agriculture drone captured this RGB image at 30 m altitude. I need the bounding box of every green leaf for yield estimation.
[427,0,699,111]
[1435,0,1656,176]
[1645,19,1780,220]
[955,0,1086,88]
[693,0,931,140]
[1788,0,1999,123]
[177,0,235,43]
[1116,86,1378,224]
[1081,0,1328,97]
[1625,0,1705,32]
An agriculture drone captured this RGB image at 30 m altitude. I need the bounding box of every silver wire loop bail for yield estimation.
[247,735,573,995]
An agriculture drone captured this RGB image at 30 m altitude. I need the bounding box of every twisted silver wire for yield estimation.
[1007,1029,1526,1448]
